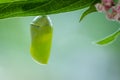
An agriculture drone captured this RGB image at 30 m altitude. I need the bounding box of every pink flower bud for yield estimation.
[105,7,116,20]
[106,12,115,20]
[114,13,120,21]
[102,0,114,6]
[102,0,114,11]
[95,3,105,12]
[116,5,120,13]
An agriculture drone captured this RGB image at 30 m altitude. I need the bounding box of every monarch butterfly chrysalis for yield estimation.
[30,16,53,64]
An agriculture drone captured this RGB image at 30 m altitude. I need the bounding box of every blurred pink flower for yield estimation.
[95,0,114,12]
[95,0,120,21]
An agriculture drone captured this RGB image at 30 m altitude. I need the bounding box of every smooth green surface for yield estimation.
[0,9,120,80]
[30,16,53,64]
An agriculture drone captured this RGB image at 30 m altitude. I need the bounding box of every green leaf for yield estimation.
[80,0,101,22]
[96,29,120,45]
[79,5,96,22]
[0,0,93,19]
[0,0,26,3]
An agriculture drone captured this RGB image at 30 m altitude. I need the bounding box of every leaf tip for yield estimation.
[79,18,82,23]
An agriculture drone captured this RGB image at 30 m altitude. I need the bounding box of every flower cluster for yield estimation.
[95,0,120,21]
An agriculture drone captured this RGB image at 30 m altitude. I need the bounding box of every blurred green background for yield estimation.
[0,8,120,80]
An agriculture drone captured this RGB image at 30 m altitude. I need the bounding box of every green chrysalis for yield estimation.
[30,16,53,64]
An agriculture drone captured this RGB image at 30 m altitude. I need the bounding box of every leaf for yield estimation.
[30,16,53,64]
[0,0,26,3]
[0,0,49,3]
[79,5,96,22]
[96,29,120,45]
[80,0,101,22]
[0,0,93,19]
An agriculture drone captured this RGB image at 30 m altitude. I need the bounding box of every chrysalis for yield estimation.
[30,16,53,64]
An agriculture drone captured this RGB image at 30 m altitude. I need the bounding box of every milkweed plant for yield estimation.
[0,0,120,64]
